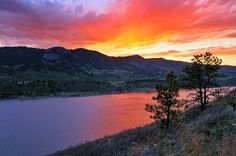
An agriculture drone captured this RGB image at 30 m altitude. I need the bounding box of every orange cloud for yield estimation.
[141,46,236,65]
[0,0,236,65]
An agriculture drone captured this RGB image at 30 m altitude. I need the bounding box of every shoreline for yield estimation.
[1,86,234,101]
[0,88,155,101]
[51,90,236,156]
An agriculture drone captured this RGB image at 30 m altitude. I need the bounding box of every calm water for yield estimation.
[0,90,190,155]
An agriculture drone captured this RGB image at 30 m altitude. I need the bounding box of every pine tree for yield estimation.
[145,71,180,128]
[183,52,222,110]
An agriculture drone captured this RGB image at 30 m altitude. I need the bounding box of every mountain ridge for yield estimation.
[0,46,235,80]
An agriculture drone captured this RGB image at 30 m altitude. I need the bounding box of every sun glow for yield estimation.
[0,0,236,65]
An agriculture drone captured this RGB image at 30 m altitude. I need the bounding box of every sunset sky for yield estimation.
[0,0,236,65]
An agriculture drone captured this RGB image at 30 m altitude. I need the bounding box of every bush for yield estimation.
[227,96,236,111]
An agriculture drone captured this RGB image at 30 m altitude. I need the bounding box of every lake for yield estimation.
[0,90,194,155]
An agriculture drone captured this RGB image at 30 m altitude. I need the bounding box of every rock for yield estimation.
[140,146,152,156]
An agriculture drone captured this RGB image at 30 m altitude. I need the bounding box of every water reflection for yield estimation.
[0,90,201,156]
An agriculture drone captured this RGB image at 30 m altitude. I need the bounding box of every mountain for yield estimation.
[0,46,236,81]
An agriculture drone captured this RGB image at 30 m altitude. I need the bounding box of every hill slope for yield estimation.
[0,47,235,98]
[0,46,236,80]
[52,90,236,156]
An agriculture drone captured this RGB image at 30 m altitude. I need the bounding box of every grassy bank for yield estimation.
[52,90,236,156]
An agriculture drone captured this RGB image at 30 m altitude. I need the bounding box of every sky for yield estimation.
[0,0,236,65]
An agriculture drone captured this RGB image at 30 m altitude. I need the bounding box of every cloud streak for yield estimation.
[0,0,236,65]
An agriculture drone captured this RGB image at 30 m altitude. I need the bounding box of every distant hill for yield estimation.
[0,46,235,80]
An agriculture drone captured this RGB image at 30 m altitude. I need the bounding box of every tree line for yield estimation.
[0,80,116,98]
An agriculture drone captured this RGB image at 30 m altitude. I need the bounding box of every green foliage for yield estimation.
[145,71,180,128]
[124,79,163,91]
[183,52,222,110]
[0,79,116,98]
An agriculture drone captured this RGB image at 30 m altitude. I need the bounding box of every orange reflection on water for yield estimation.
[96,92,155,133]
[72,90,191,139]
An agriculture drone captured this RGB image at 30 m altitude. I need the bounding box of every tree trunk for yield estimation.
[203,87,207,110]
[199,87,204,110]
[167,106,170,128]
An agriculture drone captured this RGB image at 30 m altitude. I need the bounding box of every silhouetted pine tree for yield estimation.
[145,71,180,128]
[183,52,223,110]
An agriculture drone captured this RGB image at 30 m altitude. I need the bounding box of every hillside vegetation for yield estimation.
[1,47,236,79]
[52,90,236,156]
[1,47,236,98]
